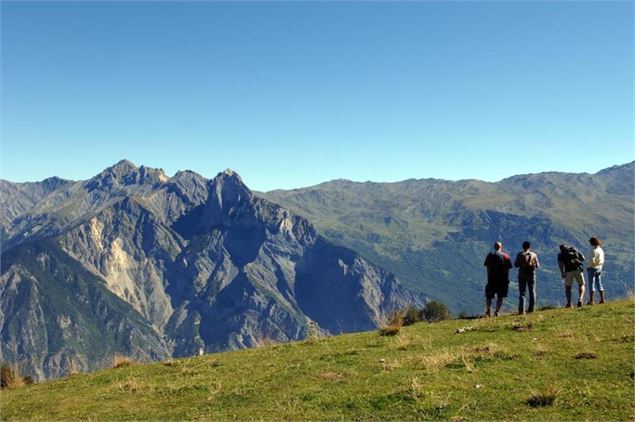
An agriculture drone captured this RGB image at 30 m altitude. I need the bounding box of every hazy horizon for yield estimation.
[1,158,632,193]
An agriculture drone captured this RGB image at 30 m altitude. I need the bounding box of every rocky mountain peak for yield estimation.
[86,160,167,191]
[40,176,70,191]
[188,169,256,233]
[171,170,206,184]
[207,169,252,211]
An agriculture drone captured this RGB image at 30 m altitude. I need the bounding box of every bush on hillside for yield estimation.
[1,363,25,389]
[112,355,134,369]
[379,325,401,336]
[380,311,404,336]
[401,306,423,326]
[422,300,451,323]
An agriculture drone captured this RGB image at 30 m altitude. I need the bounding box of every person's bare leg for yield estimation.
[578,284,585,306]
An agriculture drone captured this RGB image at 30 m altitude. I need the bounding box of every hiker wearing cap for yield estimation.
[514,241,540,314]
[483,241,513,317]
[557,244,586,308]
[586,237,605,305]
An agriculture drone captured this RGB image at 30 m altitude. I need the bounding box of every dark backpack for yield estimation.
[519,252,535,275]
[563,247,582,269]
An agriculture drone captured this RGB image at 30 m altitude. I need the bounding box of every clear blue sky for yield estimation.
[1,1,633,191]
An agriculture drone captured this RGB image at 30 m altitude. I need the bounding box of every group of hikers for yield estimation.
[483,237,606,316]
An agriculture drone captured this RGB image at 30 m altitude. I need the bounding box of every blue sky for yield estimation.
[1,1,633,191]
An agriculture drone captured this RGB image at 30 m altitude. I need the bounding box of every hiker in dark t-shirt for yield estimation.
[514,241,540,314]
[483,241,513,317]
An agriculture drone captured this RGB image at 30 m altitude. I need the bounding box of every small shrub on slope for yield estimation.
[1,363,25,389]
[422,300,451,323]
[112,355,134,369]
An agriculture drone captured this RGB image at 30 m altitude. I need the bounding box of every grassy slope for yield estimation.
[2,300,634,421]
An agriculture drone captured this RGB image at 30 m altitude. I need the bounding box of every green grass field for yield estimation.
[2,299,634,421]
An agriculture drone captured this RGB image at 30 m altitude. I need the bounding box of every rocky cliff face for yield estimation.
[0,161,420,379]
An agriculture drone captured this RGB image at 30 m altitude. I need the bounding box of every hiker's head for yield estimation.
[522,241,531,251]
[494,242,502,251]
[559,244,567,252]
[589,237,602,247]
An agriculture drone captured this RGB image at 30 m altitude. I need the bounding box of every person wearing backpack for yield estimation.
[586,237,605,305]
[557,244,586,308]
[514,241,540,314]
[483,241,513,317]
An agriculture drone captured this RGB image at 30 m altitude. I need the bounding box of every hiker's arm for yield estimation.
[557,257,565,276]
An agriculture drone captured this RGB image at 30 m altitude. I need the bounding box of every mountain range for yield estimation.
[263,162,634,313]
[0,161,418,380]
[1,160,632,380]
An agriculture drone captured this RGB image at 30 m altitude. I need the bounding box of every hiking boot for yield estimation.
[565,303,573,308]
[599,299,605,304]
[586,300,595,306]
[577,300,583,308]
[494,311,500,317]
[485,309,491,317]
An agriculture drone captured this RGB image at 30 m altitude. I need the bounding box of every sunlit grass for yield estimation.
[2,299,633,421]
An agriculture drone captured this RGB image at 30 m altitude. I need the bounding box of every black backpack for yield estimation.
[563,247,582,269]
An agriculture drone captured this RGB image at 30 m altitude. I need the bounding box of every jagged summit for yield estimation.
[171,169,206,182]
[112,158,137,170]
[214,168,244,184]
[86,160,167,190]
[209,169,251,201]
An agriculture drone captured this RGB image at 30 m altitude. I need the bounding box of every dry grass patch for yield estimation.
[419,350,457,372]
[116,377,145,393]
[575,352,598,360]
[533,343,549,358]
[379,325,401,336]
[559,329,576,339]
[469,342,502,355]
[317,371,344,381]
[381,359,403,372]
[395,334,411,351]
[512,322,533,332]
[112,354,135,369]
[380,312,404,336]
[405,377,425,400]
[471,317,501,333]
[527,386,561,407]
[1,363,25,389]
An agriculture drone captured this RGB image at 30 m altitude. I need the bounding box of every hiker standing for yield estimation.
[557,244,586,308]
[483,241,513,317]
[514,241,540,314]
[586,237,605,305]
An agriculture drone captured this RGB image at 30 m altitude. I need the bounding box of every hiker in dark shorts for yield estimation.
[483,241,513,316]
[514,241,540,314]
